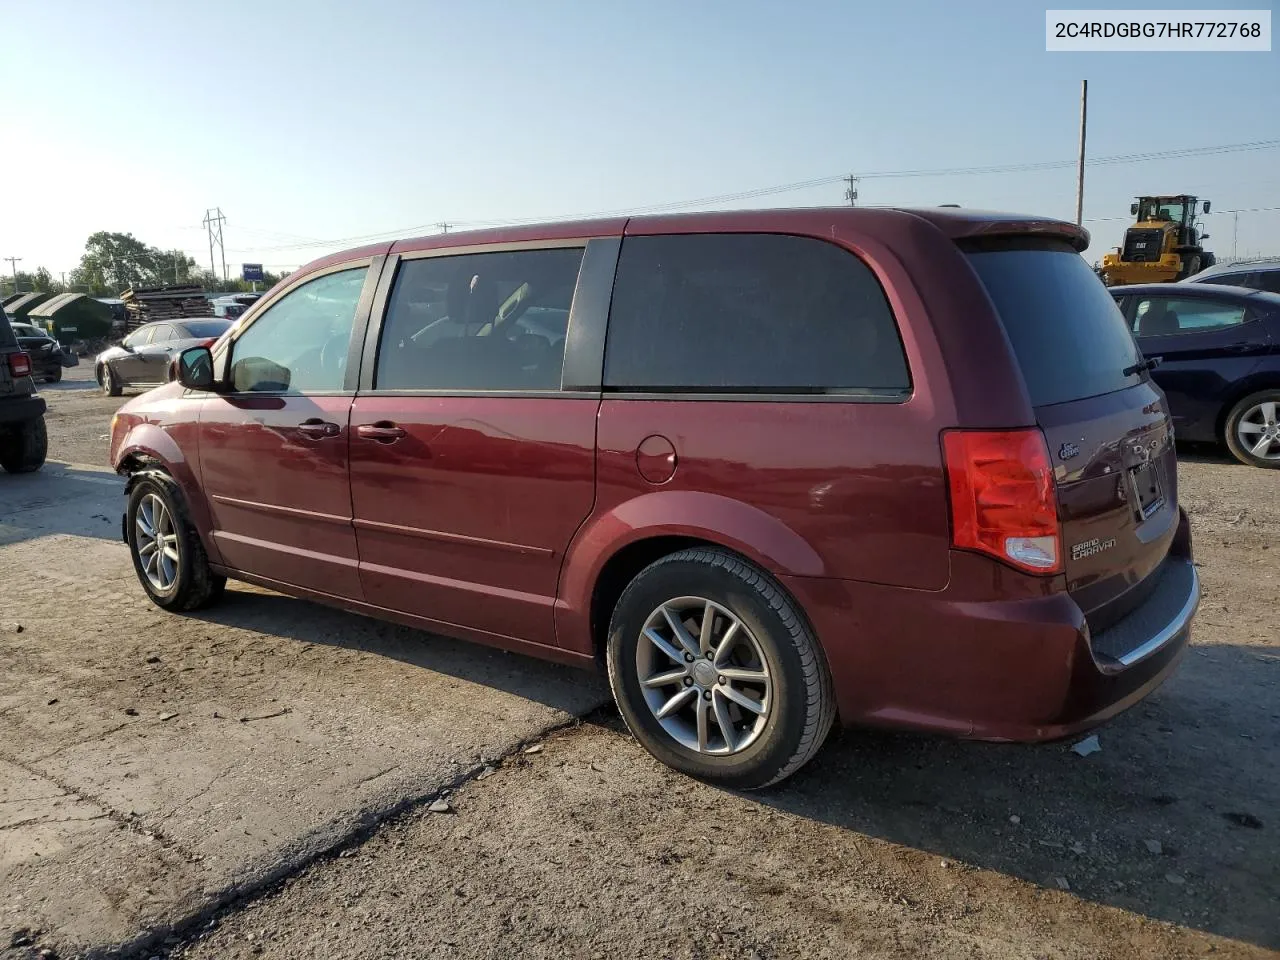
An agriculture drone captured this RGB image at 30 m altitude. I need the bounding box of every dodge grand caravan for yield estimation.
[109,207,1199,788]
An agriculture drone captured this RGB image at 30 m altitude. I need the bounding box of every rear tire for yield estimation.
[0,417,47,474]
[606,548,835,790]
[100,365,122,397]
[1224,390,1280,469]
[126,472,227,610]
[45,367,62,384]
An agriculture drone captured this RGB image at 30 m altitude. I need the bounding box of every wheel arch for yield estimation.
[1214,372,1280,442]
[556,490,826,662]
[116,427,220,565]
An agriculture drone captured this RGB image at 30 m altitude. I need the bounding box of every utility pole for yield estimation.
[437,222,451,234]
[4,256,21,289]
[1233,211,1239,260]
[202,207,228,284]
[843,175,859,206]
[1075,80,1088,226]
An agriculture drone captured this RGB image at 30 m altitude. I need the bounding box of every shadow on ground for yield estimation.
[753,643,1279,949]
[187,585,608,718]
[0,463,123,545]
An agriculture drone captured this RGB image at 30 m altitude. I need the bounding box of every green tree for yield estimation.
[1,269,65,296]
[71,232,199,294]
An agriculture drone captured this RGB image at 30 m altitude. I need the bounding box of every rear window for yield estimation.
[965,243,1143,407]
[182,320,233,339]
[603,233,910,394]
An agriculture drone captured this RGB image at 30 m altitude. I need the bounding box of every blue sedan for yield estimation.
[1110,283,1280,468]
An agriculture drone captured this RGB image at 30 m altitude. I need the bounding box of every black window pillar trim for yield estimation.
[353,254,397,393]
[560,237,620,393]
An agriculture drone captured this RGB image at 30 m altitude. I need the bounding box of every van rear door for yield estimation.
[964,241,1184,644]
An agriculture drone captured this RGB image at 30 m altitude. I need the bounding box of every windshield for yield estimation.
[1138,199,1188,223]
[182,320,234,338]
[966,243,1145,407]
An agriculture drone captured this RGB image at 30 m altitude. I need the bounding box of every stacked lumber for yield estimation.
[120,284,214,329]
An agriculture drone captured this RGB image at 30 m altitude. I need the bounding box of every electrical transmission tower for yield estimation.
[843,175,859,206]
[202,208,228,282]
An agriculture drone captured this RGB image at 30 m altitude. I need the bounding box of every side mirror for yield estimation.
[1203,201,1211,214]
[1200,234,1210,241]
[1130,203,1139,216]
[177,346,215,391]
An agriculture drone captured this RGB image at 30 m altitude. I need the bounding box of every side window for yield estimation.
[148,324,175,343]
[1255,271,1280,295]
[1201,272,1249,288]
[603,233,910,393]
[1134,297,1248,337]
[123,327,154,348]
[1111,296,1132,332]
[230,267,367,393]
[374,247,584,391]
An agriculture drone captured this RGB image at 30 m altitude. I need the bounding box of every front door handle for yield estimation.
[297,418,340,439]
[356,421,406,443]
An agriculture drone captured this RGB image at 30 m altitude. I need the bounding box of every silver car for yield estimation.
[95,319,233,396]
[1182,257,1280,294]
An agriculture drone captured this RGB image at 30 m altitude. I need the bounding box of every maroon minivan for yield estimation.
[109,207,1199,788]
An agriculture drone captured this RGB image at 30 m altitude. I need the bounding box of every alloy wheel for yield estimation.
[635,596,772,755]
[1236,400,1280,462]
[135,493,180,591]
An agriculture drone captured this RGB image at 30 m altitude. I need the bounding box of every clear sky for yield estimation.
[3,0,1277,278]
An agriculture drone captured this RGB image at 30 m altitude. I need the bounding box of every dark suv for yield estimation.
[109,208,1199,788]
[0,308,48,473]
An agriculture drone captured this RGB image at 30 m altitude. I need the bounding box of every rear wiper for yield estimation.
[1123,356,1161,377]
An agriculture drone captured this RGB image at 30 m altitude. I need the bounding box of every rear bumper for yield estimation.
[0,395,46,424]
[783,509,1197,742]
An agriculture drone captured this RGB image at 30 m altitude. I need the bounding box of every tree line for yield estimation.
[2,231,290,298]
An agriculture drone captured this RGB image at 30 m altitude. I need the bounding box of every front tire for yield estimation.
[126,472,226,610]
[1224,390,1280,468]
[606,548,835,790]
[100,364,122,397]
[0,417,47,473]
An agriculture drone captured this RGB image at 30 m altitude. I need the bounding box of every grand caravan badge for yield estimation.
[1070,537,1117,562]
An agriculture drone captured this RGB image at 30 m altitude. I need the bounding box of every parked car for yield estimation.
[211,298,249,321]
[109,207,1200,788]
[1110,283,1280,468]
[8,321,78,383]
[95,319,233,396]
[1181,257,1280,295]
[0,308,47,473]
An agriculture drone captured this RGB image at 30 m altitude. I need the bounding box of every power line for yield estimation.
[225,137,1280,255]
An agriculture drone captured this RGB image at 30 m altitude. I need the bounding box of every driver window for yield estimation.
[124,327,154,348]
[229,266,367,394]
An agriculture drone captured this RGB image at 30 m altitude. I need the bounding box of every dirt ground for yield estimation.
[1,366,1276,959]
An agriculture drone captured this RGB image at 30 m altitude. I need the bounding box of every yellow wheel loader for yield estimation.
[1100,195,1215,286]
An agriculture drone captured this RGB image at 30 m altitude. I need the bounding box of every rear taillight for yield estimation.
[7,352,32,378]
[199,338,218,348]
[942,428,1063,576]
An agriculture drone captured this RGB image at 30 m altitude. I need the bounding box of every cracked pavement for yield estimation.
[0,381,609,955]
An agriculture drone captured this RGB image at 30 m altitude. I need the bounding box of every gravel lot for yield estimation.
[1,365,1276,959]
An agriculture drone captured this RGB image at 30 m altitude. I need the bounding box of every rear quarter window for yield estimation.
[603,233,910,394]
[965,242,1144,407]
